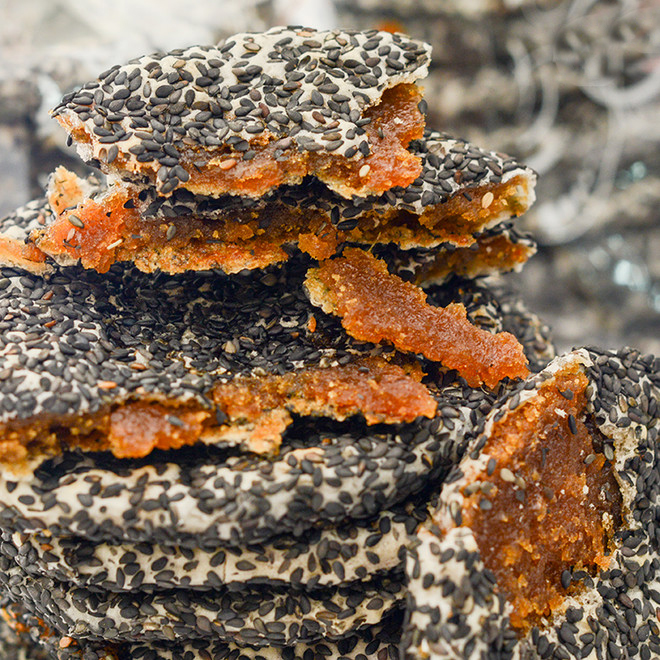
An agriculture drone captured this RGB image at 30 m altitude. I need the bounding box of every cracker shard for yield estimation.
[0,357,436,465]
[404,348,660,659]
[211,356,438,454]
[305,248,530,388]
[52,27,431,199]
[459,358,622,630]
[3,124,536,276]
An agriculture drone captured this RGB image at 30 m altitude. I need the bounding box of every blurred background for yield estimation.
[0,0,658,354]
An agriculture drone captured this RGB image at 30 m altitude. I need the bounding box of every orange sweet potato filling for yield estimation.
[38,186,293,274]
[409,233,534,285]
[461,365,623,630]
[0,358,435,468]
[0,236,50,273]
[306,248,529,389]
[213,356,436,426]
[106,402,210,459]
[58,83,425,199]
[29,164,531,274]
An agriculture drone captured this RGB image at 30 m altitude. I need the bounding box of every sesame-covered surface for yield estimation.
[0,602,52,660]
[0,197,53,274]
[0,249,544,475]
[0,280,553,547]
[52,27,431,199]
[0,197,53,243]
[376,225,536,286]
[0,598,404,660]
[0,555,403,647]
[404,347,660,659]
[131,129,536,226]
[5,500,427,592]
[0,392,478,547]
[497,293,555,373]
[0,128,536,275]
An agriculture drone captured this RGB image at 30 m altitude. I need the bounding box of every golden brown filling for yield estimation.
[213,356,436,421]
[462,365,623,630]
[58,83,425,199]
[0,358,435,468]
[305,248,530,389]
[31,161,531,275]
[0,237,49,273]
[410,233,534,284]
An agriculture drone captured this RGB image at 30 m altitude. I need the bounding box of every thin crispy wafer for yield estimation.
[0,598,404,660]
[0,557,403,647]
[0,278,552,546]
[4,501,426,592]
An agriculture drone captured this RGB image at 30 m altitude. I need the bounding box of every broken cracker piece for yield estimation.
[52,28,430,200]
[0,358,436,466]
[0,254,449,475]
[3,125,536,276]
[376,225,536,286]
[305,247,530,389]
[404,348,660,659]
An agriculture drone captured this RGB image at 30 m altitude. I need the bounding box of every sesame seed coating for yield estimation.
[0,390,479,547]
[51,27,431,198]
[0,128,536,276]
[0,555,403,647]
[0,272,552,546]
[125,128,536,234]
[404,347,660,659]
[374,224,536,286]
[0,197,54,240]
[0,248,543,474]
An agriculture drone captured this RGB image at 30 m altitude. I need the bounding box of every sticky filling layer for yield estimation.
[305,248,529,389]
[31,166,531,274]
[462,364,623,630]
[0,358,435,471]
[59,83,425,199]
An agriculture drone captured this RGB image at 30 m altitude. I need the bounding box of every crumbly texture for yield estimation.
[0,249,540,476]
[209,356,437,454]
[16,127,535,275]
[0,356,436,463]
[0,198,54,274]
[376,226,536,286]
[0,383,483,547]
[52,27,431,199]
[305,247,530,388]
[0,275,549,546]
